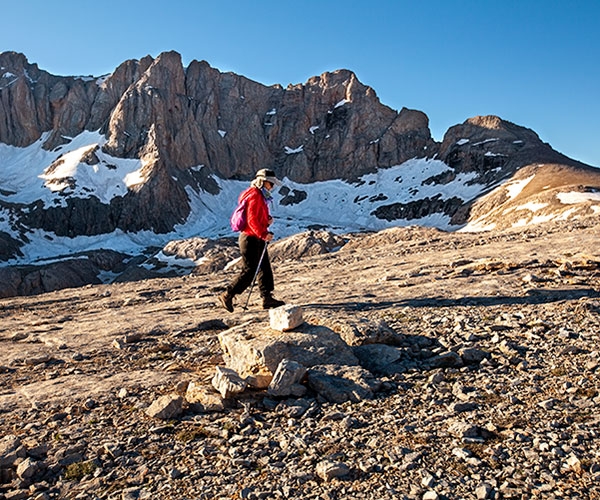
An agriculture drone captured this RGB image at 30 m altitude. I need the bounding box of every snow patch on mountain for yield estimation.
[2,128,599,267]
[557,191,600,204]
[505,175,535,199]
[0,130,142,206]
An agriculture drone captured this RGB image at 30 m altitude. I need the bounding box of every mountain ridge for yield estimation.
[1,50,599,297]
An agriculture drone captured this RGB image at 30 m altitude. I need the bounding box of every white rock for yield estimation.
[315,459,350,481]
[267,359,307,397]
[145,394,183,420]
[538,398,556,410]
[0,435,25,468]
[476,482,493,499]
[269,304,304,331]
[211,366,247,398]
[567,454,582,471]
[16,457,38,479]
[421,473,435,488]
[185,380,226,411]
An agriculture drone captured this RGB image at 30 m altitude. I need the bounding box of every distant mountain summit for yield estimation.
[1,50,599,269]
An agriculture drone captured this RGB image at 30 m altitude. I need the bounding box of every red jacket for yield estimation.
[239,187,271,240]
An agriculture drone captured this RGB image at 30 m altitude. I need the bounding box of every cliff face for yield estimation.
[0,51,439,237]
[0,51,435,180]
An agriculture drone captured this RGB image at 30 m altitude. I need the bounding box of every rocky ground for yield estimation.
[1,218,599,500]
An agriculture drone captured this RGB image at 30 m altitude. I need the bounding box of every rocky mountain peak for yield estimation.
[466,114,507,130]
[0,51,31,72]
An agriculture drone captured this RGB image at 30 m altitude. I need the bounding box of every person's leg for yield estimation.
[257,248,274,297]
[230,233,260,295]
[220,234,262,312]
[258,248,285,309]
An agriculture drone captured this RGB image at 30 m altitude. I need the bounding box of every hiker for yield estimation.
[219,168,286,312]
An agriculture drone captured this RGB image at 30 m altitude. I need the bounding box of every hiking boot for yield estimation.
[219,292,234,313]
[262,294,285,309]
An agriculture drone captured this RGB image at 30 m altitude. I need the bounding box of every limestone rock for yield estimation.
[459,347,492,365]
[145,394,184,419]
[184,381,226,412]
[267,359,307,397]
[307,364,381,403]
[211,366,247,398]
[16,457,40,480]
[423,351,463,369]
[218,322,358,388]
[269,231,348,261]
[353,344,407,375]
[269,305,304,332]
[0,435,25,468]
[315,459,350,481]
[310,315,404,346]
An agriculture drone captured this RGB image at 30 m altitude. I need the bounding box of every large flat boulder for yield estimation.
[218,322,358,388]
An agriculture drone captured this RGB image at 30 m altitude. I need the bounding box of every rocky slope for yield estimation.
[0,217,599,499]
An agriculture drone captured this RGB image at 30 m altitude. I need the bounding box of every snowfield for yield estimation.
[1,130,598,266]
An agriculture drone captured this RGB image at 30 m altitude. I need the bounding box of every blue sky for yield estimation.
[2,0,599,167]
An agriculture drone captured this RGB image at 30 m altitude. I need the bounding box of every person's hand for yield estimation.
[265,232,274,242]
[267,216,273,226]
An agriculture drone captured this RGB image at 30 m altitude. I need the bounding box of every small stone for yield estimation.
[145,394,184,419]
[315,459,350,481]
[267,359,307,397]
[269,305,304,331]
[450,402,478,413]
[421,473,435,488]
[0,435,25,468]
[424,351,463,369]
[448,422,482,439]
[120,488,142,500]
[566,454,582,472]
[112,339,125,349]
[308,363,381,403]
[24,354,51,366]
[459,347,491,365]
[428,372,445,384]
[104,442,123,458]
[211,366,247,398]
[16,457,38,479]
[4,490,30,500]
[398,451,422,472]
[174,380,189,394]
[185,381,226,411]
[123,332,143,343]
[452,447,472,460]
[476,482,493,499]
[538,398,556,410]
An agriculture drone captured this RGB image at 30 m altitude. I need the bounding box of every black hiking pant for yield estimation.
[229,233,273,297]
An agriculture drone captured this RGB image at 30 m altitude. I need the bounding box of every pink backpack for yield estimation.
[230,198,247,231]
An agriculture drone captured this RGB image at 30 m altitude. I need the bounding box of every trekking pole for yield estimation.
[243,242,268,310]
